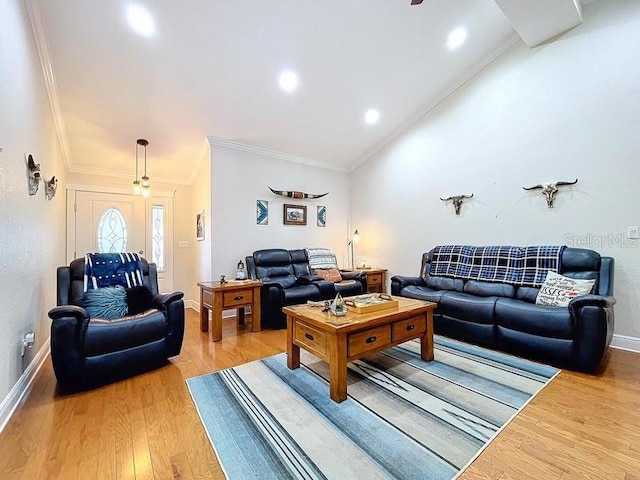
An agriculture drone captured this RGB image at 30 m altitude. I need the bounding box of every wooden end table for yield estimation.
[344,268,388,293]
[284,296,436,403]
[197,280,262,341]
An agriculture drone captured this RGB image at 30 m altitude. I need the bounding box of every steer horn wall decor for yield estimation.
[522,178,578,208]
[440,193,474,215]
[268,186,328,200]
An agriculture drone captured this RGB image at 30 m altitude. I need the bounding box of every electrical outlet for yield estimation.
[628,226,639,240]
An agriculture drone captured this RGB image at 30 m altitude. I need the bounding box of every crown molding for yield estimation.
[189,137,213,184]
[25,0,73,171]
[207,136,348,173]
[66,182,176,198]
[349,33,521,172]
[67,164,192,186]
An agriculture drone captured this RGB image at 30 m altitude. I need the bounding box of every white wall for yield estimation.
[0,0,67,401]
[191,142,211,303]
[209,143,351,281]
[351,0,640,338]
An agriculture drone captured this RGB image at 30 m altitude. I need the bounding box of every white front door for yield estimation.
[71,190,174,292]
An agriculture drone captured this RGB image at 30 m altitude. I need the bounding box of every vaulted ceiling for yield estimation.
[29,0,586,184]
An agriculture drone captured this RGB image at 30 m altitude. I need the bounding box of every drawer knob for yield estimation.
[305,333,314,341]
[406,324,415,331]
[365,336,377,344]
[234,295,244,301]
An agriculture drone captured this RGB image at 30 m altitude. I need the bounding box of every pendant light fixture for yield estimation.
[133,138,150,197]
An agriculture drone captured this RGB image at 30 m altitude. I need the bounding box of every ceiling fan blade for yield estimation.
[411,0,424,4]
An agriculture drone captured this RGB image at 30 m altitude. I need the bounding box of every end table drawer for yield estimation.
[368,273,382,286]
[223,289,253,307]
[348,325,391,357]
[392,315,426,343]
[295,323,327,357]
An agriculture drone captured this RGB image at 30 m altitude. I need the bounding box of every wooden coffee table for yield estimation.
[284,296,436,403]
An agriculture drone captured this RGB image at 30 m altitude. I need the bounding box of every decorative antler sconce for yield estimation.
[268,186,328,199]
[522,178,578,208]
[440,193,474,215]
[26,154,42,195]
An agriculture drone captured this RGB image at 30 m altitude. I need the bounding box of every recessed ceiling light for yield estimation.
[126,5,156,37]
[446,26,467,50]
[364,109,380,125]
[279,71,299,93]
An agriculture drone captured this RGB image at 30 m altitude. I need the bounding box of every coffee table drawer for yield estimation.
[348,325,391,357]
[223,289,253,307]
[295,322,327,357]
[392,315,426,343]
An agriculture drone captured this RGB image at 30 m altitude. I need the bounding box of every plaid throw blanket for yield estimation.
[84,252,144,292]
[428,245,564,287]
[305,247,339,270]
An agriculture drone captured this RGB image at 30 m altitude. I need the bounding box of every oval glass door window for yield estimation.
[97,207,128,253]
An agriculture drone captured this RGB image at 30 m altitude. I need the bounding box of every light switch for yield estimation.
[178,240,190,248]
[627,226,639,239]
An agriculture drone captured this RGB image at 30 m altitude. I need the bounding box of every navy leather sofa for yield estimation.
[246,248,366,329]
[391,246,615,372]
[48,257,185,391]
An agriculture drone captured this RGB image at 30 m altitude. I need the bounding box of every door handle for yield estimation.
[305,333,314,341]
[365,336,377,344]
[406,324,415,331]
[138,250,144,255]
[234,296,244,301]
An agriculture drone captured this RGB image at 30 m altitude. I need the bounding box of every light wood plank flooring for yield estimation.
[0,309,639,479]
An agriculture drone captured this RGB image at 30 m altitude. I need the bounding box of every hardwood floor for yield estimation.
[1,309,639,479]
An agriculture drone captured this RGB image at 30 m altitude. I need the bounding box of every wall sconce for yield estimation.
[347,229,360,269]
[133,138,150,197]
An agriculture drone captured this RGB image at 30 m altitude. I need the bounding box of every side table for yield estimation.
[197,280,262,341]
[345,268,387,293]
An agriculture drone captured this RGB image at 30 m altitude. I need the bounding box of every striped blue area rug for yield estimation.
[187,336,559,480]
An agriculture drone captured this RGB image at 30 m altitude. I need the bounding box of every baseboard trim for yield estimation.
[0,340,50,435]
[186,300,246,318]
[610,334,640,353]
[185,299,198,311]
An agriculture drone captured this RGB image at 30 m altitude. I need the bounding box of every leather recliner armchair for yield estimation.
[48,257,185,391]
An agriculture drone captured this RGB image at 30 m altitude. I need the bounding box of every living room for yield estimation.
[1,0,639,478]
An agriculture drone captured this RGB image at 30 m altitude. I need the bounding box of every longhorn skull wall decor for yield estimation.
[45,176,58,201]
[268,186,328,200]
[522,178,578,208]
[440,193,474,215]
[26,154,42,195]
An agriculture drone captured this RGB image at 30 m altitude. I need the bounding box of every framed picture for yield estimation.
[256,200,268,225]
[317,206,326,227]
[283,204,307,225]
[196,210,205,240]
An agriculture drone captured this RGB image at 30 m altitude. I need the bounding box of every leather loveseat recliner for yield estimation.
[391,246,615,372]
[246,248,367,329]
[48,257,185,391]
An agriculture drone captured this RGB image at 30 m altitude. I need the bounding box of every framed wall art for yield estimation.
[283,204,307,226]
[317,206,326,227]
[196,210,205,240]
[257,200,268,225]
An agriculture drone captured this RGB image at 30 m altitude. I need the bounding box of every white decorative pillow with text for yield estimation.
[535,271,595,307]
